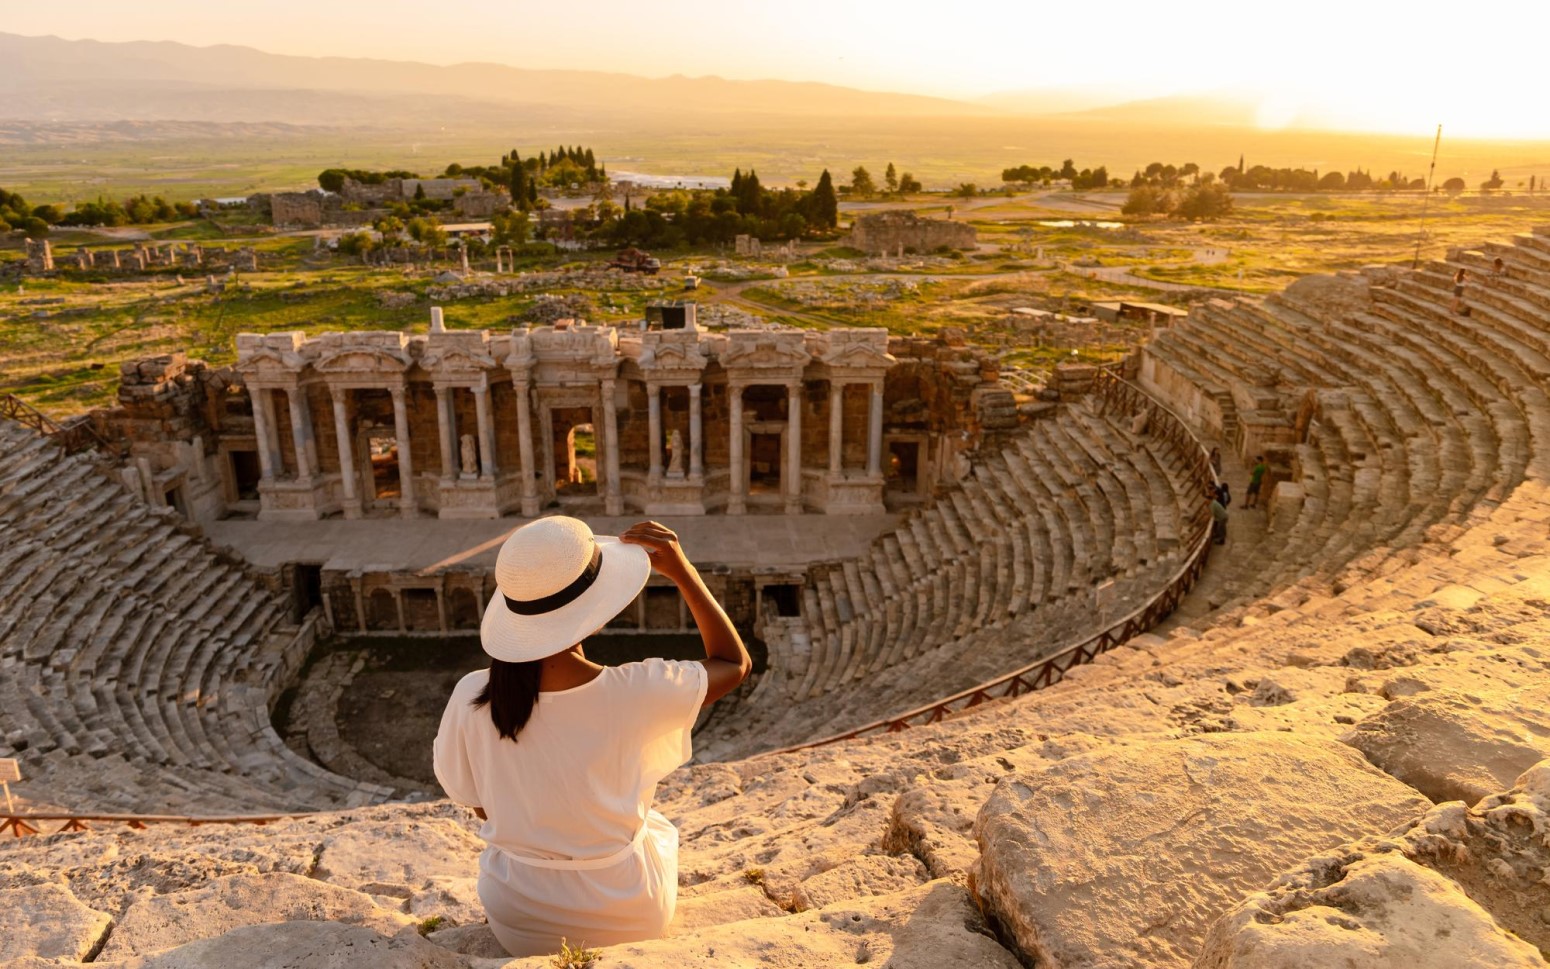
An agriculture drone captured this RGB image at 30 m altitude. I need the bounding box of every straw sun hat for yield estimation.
[480,516,651,662]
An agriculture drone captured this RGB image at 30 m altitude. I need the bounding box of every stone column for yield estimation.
[647,384,663,480]
[786,381,803,514]
[688,383,704,480]
[330,388,360,519]
[728,382,745,514]
[828,381,844,475]
[474,385,497,477]
[288,382,317,477]
[250,387,278,483]
[435,386,456,480]
[867,381,885,477]
[391,384,417,518]
[601,377,623,516]
[515,380,538,516]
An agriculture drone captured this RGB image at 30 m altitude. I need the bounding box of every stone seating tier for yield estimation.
[697,396,1199,758]
[0,421,386,814]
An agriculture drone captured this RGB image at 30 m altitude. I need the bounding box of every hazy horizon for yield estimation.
[7,0,1550,140]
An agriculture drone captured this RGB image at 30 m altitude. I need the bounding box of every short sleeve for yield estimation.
[432,679,482,809]
[624,659,709,782]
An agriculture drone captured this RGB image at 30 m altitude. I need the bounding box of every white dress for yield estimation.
[432,658,708,957]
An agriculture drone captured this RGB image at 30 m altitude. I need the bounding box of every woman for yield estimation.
[433,516,750,957]
[1453,268,1469,314]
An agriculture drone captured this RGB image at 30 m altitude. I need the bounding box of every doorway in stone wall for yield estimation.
[748,432,783,495]
[368,435,402,504]
[550,406,599,497]
[229,450,261,501]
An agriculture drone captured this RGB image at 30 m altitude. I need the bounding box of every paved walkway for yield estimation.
[1158,444,1270,630]
[207,512,898,575]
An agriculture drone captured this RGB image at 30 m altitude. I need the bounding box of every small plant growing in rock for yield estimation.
[416,915,445,937]
[549,939,600,968]
[743,867,765,886]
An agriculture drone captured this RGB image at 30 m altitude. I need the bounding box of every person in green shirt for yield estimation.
[1245,455,1267,510]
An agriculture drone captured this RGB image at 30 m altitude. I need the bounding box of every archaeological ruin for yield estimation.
[5,228,1550,967]
[846,210,978,255]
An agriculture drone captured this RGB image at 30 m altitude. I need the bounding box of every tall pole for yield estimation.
[1413,124,1442,270]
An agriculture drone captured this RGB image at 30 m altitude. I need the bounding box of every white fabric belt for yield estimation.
[496,821,649,871]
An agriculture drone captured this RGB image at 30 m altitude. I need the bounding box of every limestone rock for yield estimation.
[1194,851,1544,969]
[0,882,112,964]
[109,921,466,969]
[99,872,415,959]
[313,817,483,899]
[408,876,485,929]
[971,732,1431,969]
[1344,685,1550,803]
[669,886,785,933]
[1197,759,1550,967]
[427,923,509,959]
[497,880,1021,969]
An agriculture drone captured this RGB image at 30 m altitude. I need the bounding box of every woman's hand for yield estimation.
[619,521,694,585]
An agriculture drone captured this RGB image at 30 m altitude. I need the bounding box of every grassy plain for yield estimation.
[4,188,1549,418]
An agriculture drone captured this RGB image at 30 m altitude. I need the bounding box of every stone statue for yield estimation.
[460,433,478,476]
[667,428,685,477]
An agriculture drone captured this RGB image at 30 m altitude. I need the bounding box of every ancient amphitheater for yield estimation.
[4,231,1550,967]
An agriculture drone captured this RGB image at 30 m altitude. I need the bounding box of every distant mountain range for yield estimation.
[0,32,1285,131]
[0,32,999,125]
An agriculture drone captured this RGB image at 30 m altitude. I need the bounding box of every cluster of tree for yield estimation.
[0,186,199,236]
[1122,182,1235,221]
[316,168,420,193]
[1218,164,1423,192]
[845,163,922,198]
[609,168,840,247]
[447,145,606,203]
[1002,159,1108,190]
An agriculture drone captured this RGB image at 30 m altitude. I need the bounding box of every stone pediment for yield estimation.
[234,346,305,375]
[721,337,811,371]
[314,347,411,374]
[641,341,709,372]
[823,342,897,371]
[419,346,498,374]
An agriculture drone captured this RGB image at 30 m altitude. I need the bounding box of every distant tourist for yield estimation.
[1491,257,1507,279]
[434,517,750,957]
[1209,488,1229,546]
[1209,446,1223,477]
[1216,480,1232,509]
[1453,268,1469,314]
[1244,455,1268,510]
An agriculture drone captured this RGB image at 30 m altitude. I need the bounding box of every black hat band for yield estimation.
[504,542,604,616]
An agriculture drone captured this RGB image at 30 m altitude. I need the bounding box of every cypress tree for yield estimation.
[811,169,838,229]
[509,153,528,211]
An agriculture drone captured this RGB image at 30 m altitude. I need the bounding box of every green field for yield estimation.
[4,188,1549,417]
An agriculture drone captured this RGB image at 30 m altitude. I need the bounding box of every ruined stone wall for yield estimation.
[847,212,977,256]
[268,193,326,228]
[94,353,232,521]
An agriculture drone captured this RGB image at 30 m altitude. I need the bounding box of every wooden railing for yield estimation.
[772,368,1216,753]
[2,811,310,838]
[1,394,111,455]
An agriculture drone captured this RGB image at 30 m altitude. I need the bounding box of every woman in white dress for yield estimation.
[433,516,750,957]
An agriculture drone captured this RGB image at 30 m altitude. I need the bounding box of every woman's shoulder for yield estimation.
[449,667,490,701]
[611,657,705,689]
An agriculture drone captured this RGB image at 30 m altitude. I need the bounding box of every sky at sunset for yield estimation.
[9,0,1550,140]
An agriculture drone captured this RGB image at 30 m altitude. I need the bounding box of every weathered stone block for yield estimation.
[971,732,1431,969]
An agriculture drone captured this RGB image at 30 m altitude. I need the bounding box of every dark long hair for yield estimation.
[472,658,543,741]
